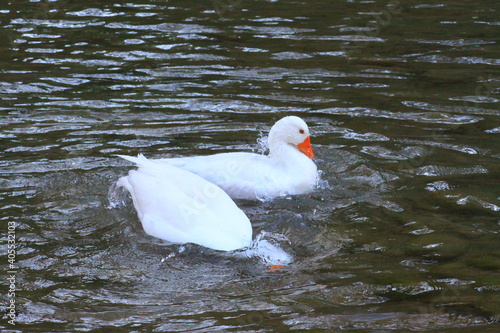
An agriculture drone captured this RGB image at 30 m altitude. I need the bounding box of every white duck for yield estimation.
[153,116,318,200]
[116,154,252,251]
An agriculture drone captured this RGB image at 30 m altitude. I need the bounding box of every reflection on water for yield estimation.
[1,0,499,331]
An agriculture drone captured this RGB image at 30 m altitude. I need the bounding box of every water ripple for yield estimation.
[2,0,499,331]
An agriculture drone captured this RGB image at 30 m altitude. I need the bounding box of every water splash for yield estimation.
[107,179,129,209]
[255,132,269,155]
[235,231,293,267]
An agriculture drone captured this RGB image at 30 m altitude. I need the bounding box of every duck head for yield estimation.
[268,116,314,159]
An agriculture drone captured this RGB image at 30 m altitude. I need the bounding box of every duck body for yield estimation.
[117,154,252,251]
[157,148,317,200]
[155,116,319,200]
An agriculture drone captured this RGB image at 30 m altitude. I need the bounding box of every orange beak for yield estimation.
[297,136,314,159]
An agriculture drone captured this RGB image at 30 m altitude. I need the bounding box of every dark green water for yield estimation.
[1,0,499,331]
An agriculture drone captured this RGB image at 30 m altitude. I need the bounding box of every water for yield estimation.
[1,0,499,331]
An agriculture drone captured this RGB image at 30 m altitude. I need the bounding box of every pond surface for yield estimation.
[1,0,499,331]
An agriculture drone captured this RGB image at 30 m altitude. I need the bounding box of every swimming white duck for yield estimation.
[154,116,318,200]
[116,154,252,251]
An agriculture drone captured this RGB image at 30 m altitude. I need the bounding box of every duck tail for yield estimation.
[116,153,147,165]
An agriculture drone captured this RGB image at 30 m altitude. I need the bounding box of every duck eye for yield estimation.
[299,129,305,134]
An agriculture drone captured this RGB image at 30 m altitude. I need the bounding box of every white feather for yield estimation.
[152,116,319,200]
[117,154,252,251]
